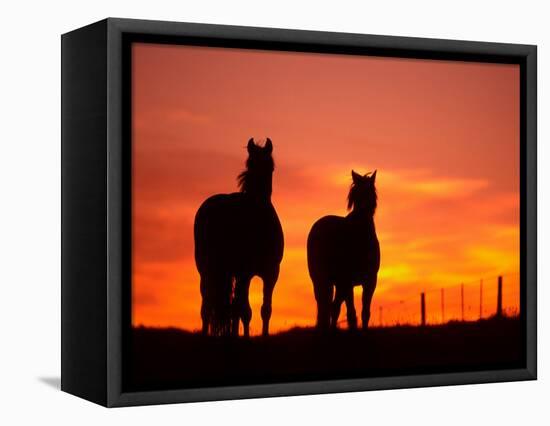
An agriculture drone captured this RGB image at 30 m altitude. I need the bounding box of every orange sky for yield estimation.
[131,42,520,334]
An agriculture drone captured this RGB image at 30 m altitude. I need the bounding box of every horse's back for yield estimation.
[194,192,283,275]
[194,193,239,274]
[307,214,380,284]
[307,215,347,282]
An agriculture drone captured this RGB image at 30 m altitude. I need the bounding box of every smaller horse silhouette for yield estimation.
[307,170,380,331]
[194,138,284,337]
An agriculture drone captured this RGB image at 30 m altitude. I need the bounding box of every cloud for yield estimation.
[407,177,488,197]
[326,167,490,199]
[132,154,520,331]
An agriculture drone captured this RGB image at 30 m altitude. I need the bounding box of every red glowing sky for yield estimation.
[131,43,520,333]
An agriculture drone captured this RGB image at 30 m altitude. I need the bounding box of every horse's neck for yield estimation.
[346,211,375,233]
[242,191,272,208]
[241,172,272,201]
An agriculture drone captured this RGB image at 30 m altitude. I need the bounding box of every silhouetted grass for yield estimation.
[129,316,523,391]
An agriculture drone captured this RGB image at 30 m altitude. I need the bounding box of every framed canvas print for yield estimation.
[61,18,537,407]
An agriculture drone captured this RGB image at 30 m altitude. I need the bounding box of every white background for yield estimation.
[0,0,547,424]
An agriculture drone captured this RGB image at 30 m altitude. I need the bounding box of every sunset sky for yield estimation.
[132,42,520,334]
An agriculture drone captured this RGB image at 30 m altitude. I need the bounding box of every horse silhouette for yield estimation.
[307,170,380,331]
[194,138,284,337]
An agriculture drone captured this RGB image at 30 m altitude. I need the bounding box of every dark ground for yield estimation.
[128,317,523,391]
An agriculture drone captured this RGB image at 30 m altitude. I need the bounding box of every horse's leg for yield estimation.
[313,279,332,331]
[200,301,210,335]
[344,287,358,330]
[230,282,239,337]
[362,274,378,329]
[241,282,252,338]
[222,275,234,336]
[230,276,239,337]
[199,275,210,335]
[232,275,252,337]
[261,265,280,337]
[331,286,346,329]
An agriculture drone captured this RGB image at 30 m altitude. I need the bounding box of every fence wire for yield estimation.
[338,272,520,328]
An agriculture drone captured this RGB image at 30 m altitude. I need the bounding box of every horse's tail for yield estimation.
[201,273,233,336]
[213,276,234,336]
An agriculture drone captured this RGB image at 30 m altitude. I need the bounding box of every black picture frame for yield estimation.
[61,17,537,407]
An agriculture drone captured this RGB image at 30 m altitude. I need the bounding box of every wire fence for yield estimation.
[339,272,520,328]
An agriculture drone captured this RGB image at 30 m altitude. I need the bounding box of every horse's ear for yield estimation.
[352,170,362,184]
[264,138,273,153]
[247,138,255,153]
[371,169,377,183]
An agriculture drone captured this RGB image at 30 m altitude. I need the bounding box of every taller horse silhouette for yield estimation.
[194,138,284,337]
[307,170,380,331]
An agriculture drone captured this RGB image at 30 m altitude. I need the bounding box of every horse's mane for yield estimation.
[237,169,250,192]
[237,144,274,195]
[347,180,377,214]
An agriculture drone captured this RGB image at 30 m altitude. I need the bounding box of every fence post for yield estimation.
[496,276,503,318]
[421,293,426,326]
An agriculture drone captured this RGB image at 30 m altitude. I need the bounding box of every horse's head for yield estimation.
[347,169,377,215]
[238,138,275,199]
